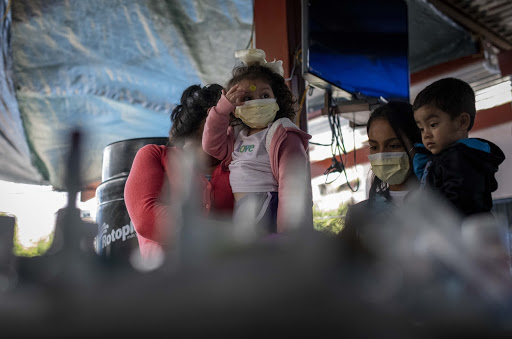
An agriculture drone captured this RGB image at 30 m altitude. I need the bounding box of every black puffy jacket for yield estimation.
[414,138,505,216]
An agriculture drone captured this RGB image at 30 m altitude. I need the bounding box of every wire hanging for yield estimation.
[323,92,360,192]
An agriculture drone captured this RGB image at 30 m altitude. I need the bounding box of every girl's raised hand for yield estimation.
[225,84,246,106]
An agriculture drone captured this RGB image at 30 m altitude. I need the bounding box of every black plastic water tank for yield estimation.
[95,137,168,261]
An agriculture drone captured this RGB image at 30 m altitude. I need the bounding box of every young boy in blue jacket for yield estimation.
[412,77,505,216]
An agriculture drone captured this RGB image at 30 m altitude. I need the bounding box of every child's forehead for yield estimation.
[413,105,450,119]
[239,77,268,84]
[238,78,272,89]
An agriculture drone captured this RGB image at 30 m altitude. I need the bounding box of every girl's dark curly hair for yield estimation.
[226,63,297,124]
[366,101,421,203]
[168,84,223,147]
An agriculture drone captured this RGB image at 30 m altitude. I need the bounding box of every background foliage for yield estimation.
[313,203,349,235]
[0,212,53,257]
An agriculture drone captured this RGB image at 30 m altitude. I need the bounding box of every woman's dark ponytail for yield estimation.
[168,84,223,147]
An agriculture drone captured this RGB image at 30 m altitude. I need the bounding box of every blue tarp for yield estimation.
[2,0,252,189]
[0,0,44,184]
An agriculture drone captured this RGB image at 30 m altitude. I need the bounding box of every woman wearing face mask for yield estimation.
[342,101,421,239]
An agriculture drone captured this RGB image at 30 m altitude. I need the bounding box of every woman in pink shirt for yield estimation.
[124,84,234,260]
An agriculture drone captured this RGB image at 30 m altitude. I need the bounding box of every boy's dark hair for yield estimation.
[226,63,297,123]
[412,77,476,131]
[169,84,223,147]
[367,101,421,202]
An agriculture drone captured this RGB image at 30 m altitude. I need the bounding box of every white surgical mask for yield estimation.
[368,152,410,185]
[234,98,279,129]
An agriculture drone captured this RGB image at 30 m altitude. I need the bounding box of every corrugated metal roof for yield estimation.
[429,0,512,50]
[424,0,512,110]
[410,60,512,110]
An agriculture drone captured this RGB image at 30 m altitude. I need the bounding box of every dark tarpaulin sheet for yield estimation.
[0,0,44,185]
[8,0,252,190]
[407,0,477,73]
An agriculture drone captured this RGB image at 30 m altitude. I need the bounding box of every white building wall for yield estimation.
[469,121,512,200]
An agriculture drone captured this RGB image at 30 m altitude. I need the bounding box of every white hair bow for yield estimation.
[234,48,284,77]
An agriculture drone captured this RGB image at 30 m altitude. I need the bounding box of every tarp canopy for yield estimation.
[0,0,478,191]
[1,0,252,190]
[303,0,477,102]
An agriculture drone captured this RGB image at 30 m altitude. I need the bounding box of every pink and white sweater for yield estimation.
[202,94,313,231]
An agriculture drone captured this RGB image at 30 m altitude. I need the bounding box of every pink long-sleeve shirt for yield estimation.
[202,94,313,232]
[124,144,234,259]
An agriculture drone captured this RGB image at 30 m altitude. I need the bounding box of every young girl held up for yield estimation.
[202,49,313,234]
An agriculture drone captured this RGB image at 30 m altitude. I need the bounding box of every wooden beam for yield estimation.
[80,181,100,202]
[253,0,308,132]
[254,0,291,79]
[498,50,512,76]
[473,102,512,131]
[310,148,370,178]
[410,54,484,85]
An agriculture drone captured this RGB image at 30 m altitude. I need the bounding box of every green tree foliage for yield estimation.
[1,212,53,257]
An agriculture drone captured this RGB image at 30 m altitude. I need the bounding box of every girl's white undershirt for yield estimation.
[389,190,408,207]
